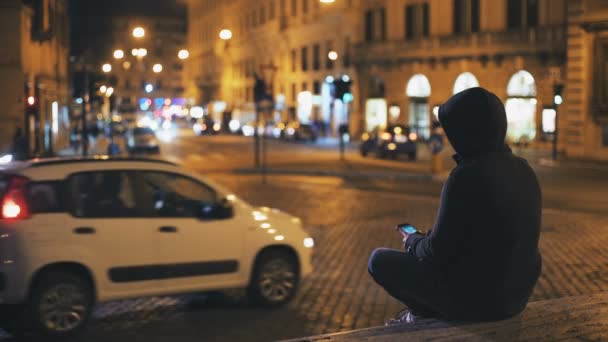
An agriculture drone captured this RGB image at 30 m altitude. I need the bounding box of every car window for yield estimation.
[68,171,137,218]
[27,181,65,214]
[133,171,217,218]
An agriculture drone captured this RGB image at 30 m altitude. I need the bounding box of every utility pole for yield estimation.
[553,83,564,161]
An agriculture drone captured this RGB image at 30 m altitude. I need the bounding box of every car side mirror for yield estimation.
[199,198,234,220]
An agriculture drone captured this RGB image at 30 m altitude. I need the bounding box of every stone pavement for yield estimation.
[2,174,608,341]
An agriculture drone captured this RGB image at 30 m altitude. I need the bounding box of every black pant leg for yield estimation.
[368,248,455,318]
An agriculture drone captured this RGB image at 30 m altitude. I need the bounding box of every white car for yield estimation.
[0,158,313,338]
[126,127,161,154]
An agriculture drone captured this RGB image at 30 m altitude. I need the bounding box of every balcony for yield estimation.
[353,26,566,64]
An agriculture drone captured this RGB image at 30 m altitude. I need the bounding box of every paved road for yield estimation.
[4,129,608,341]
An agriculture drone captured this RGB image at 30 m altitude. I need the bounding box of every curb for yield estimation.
[233,168,450,183]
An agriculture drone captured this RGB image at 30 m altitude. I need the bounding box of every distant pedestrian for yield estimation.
[11,127,29,161]
[368,87,542,323]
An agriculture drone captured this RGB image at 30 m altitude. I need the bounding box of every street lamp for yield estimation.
[113,49,124,59]
[133,27,145,39]
[145,83,154,93]
[106,87,114,97]
[99,85,107,94]
[102,63,112,73]
[178,49,190,60]
[219,29,233,40]
[153,64,163,73]
[328,51,339,61]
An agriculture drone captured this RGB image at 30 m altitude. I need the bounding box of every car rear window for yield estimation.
[27,181,66,214]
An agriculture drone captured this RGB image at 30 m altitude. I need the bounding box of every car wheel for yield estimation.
[408,152,417,161]
[27,271,94,339]
[248,250,299,308]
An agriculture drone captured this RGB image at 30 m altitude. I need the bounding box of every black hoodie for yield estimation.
[405,87,542,321]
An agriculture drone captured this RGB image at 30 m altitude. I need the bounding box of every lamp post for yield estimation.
[553,84,564,161]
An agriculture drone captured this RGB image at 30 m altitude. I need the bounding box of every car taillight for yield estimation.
[1,176,30,220]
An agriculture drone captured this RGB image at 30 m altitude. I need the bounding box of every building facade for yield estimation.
[186,0,608,160]
[565,0,608,160]
[0,0,70,156]
[105,15,188,114]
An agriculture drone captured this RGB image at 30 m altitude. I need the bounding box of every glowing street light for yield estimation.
[328,51,338,61]
[320,0,335,3]
[99,85,107,94]
[102,63,112,73]
[138,48,147,57]
[27,96,36,106]
[105,87,114,97]
[153,64,163,73]
[131,48,139,56]
[145,83,154,93]
[132,27,145,38]
[123,61,131,70]
[178,49,190,60]
[113,49,124,59]
[219,29,233,40]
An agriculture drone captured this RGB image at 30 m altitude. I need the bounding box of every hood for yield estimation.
[438,87,507,158]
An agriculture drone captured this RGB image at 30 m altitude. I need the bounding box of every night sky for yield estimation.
[69,0,186,56]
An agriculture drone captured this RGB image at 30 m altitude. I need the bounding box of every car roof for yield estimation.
[4,157,180,181]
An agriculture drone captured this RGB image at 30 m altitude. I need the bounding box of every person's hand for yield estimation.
[399,229,410,243]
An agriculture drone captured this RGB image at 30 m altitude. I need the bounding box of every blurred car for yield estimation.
[126,127,160,154]
[0,158,313,338]
[193,117,219,135]
[283,122,318,142]
[360,125,418,160]
[241,121,274,137]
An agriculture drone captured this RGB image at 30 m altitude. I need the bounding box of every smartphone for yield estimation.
[397,223,418,235]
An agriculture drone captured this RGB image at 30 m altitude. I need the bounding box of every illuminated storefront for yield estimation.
[505,70,537,144]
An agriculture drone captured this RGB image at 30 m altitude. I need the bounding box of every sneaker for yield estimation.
[385,309,417,325]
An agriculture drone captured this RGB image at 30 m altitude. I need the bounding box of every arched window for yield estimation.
[406,74,432,98]
[453,72,480,94]
[507,70,536,97]
[406,74,431,139]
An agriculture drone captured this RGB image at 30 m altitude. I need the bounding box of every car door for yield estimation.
[66,171,165,299]
[131,170,244,292]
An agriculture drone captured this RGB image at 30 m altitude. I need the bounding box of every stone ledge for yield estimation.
[284,292,608,342]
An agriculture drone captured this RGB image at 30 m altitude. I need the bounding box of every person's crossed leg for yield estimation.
[368,248,455,323]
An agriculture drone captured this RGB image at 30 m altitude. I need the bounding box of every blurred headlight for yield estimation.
[381,132,392,141]
[304,237,315,248]
[229,120,241,132]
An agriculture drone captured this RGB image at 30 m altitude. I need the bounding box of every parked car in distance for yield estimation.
[0,158,314,339]
[360,125,418,160]
[283,122,318,142]
[126,127,160,154]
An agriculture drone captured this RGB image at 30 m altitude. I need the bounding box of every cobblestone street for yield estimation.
[4,174,600,342]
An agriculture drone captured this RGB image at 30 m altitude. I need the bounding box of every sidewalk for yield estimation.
[284,292,608,342]
[56,136,124,158]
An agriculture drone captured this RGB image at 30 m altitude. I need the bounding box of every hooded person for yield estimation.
[368,87,542,323]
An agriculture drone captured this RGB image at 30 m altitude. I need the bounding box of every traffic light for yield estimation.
[333,79,352,103]
[553,83,564,106]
